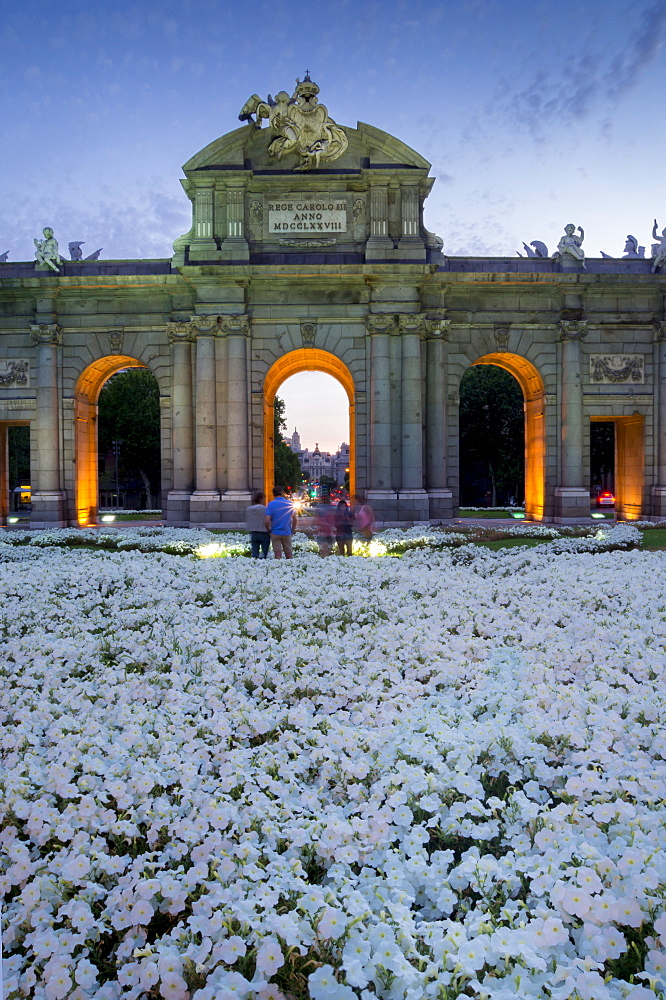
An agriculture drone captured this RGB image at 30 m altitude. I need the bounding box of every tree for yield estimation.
[273,395,302,491]
[8,425,30,489]
[319,474,337,495]
[459,366,524,505]
[98,369,161,505]
[590,421,614,493]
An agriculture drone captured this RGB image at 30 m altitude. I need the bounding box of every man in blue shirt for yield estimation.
[264,487,298,559]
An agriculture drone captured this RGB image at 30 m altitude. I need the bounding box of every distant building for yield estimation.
[288,429,349,486]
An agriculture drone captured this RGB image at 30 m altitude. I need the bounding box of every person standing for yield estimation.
[245,491,270,558]
[353,495,376,540]
[335,499,354,556]
[264,487,298,560]
[314,494,336,557]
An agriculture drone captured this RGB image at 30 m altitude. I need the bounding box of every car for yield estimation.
[596,491,615,507]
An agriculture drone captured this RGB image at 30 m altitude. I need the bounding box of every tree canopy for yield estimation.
[98,369,161,501]
[8,425,30,488]
[459,365,524,505]
[273,395,302,491]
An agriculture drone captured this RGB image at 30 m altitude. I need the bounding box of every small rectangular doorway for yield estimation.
[590,415,644,520]
[0,423,31,526]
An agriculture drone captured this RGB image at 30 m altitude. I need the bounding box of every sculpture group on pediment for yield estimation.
[239,73,348,172]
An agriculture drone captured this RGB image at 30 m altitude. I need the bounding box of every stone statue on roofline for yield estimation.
[600,235,646,259]
[516,240,548,258]
[623,235,645,259]
[652,219,666,273]
[0,251,8,263]
[34,227,62,272]
[68,241,103,261]
[552,223,585,268]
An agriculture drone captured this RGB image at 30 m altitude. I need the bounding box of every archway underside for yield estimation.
[263,349,355,502]
[470,352,546,520]
[74,355,147,525]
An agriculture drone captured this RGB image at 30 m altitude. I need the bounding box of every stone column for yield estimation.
[366,314,397,517]
[425,318,453,519]
[220,315,251,521]
[221,183,250,262]
[555,319,590,521]
[188,182,218,260]
[397,314,429,521]
[165,322,195,525]
[0,424,8,526]
[215,333,228,494]
[190,317,220,523]
[30,324,66,527]
[397,183,425,260]
[651,322,666,517]
[365,183,393,261]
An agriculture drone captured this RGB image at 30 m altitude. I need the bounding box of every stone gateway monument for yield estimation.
[1,76,666,527]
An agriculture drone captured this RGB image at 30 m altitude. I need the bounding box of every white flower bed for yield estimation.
[0,522,643,562]
[98,511,163,516]
[1,538,665,1000]
[457,506,525,512]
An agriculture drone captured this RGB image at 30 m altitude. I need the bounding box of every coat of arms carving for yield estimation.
[239,73,348,172]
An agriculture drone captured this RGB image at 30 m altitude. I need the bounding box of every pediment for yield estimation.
[183,121,430,174]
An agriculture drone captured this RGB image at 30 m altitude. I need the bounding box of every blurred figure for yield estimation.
[315,493,336,557]
[245,491,270,558]
[335,499,353,556]
[264,487,297,559]
[352,495,375,540]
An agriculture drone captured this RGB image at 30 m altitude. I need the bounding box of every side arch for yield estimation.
[470,352,546,520]
[74,355,147,525]
[263,349,355,500]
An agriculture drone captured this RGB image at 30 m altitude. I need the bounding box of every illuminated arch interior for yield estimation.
[263,349,355,500]
[470,352,546,520]
[74,356,147,525]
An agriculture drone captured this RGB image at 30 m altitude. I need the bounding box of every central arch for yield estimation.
[263,349,355,500]
[470,352,546,520]
[74,355,147,525]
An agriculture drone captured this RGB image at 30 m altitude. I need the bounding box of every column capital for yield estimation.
[30,323,62,346]
[218,314,250,337]
[424,316,450,341]
[366,313,397,336]
[191,315,222,337]
[397,313,427,337]
[167,321,196,344]
[559,319,588,341]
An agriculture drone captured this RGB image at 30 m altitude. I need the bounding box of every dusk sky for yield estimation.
[2,0,665,450]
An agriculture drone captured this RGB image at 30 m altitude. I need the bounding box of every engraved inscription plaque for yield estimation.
[268,197,347,235]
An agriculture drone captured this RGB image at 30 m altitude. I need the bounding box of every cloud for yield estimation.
[606,0,666,98]
[492,1,665,141]
[0,186,190,262]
